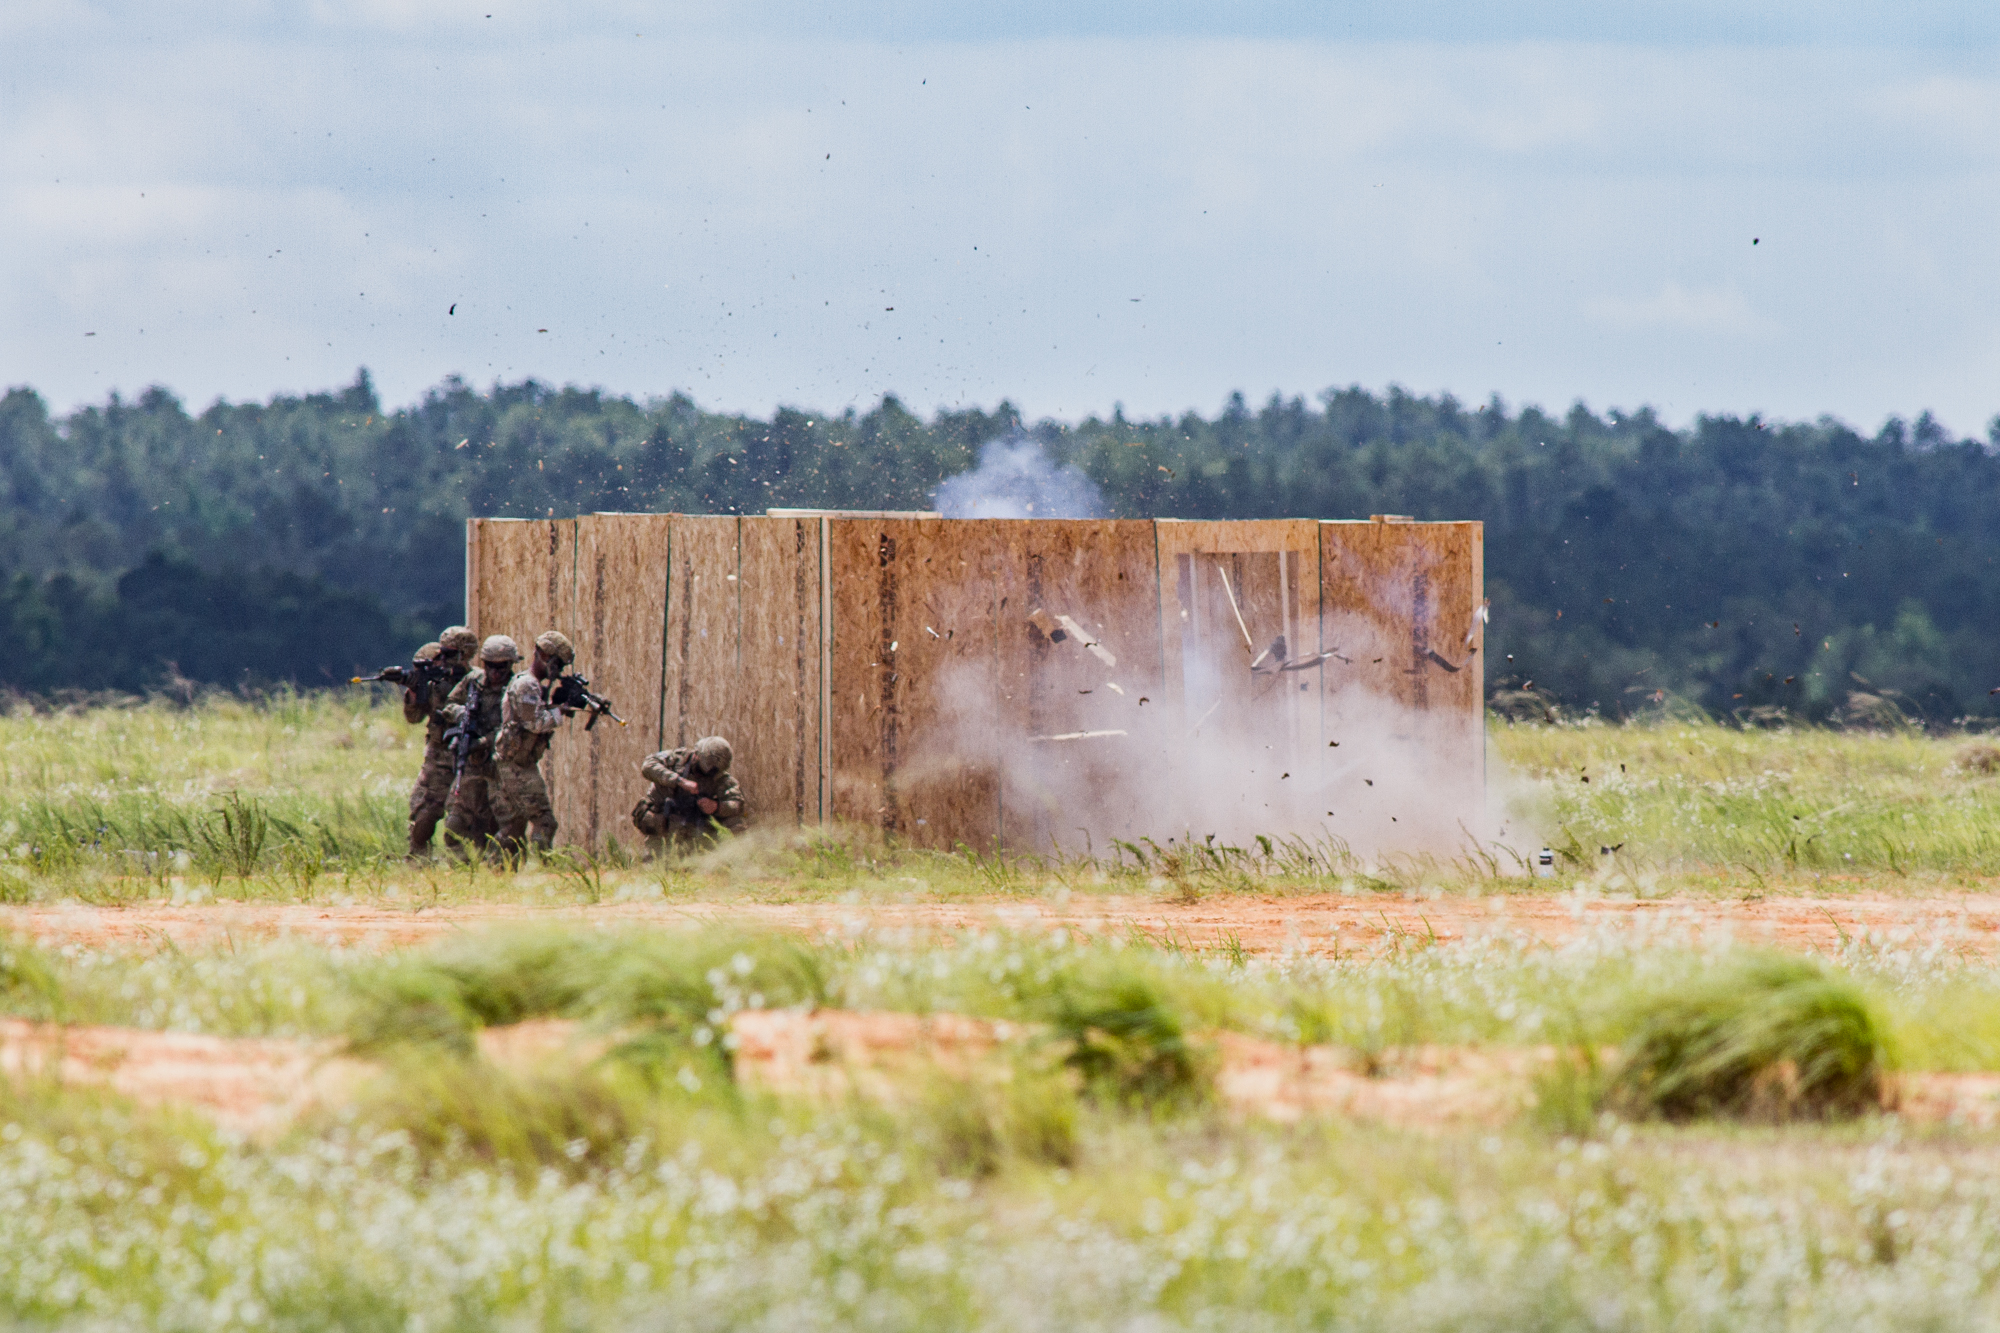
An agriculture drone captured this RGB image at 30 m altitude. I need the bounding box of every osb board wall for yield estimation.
[469,514,1483,852]
[994,520,1162,851]
[547,514,675,850]
[659,516,742,758]
[1318,521,1484,716]
[466,518,575,651]
[1154,519,1322,774]
[824,518,1016,848]
[737,516,824,829]
[817,518,1167,851]
[1318,521,1485,802]
[465,516,579,836]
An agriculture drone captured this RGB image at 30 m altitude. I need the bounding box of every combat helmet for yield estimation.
[480,634,521,664]
[693,736,733,773]
[439,626,480,659]
[413,641,443,663]
[534,630,576,666]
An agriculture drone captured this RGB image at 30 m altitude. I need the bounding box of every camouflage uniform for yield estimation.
[404,628,476,857]
[492,668,565,853]
[440,638,515,859]
[634,736,745,847]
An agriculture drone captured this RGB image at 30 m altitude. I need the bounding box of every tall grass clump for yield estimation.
[1039,964,1214,1109]
[1605,952,1890,1121]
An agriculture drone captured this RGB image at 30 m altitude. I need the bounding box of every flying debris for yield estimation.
[1424,649,1463,673]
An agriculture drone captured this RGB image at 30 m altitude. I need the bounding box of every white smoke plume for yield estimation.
[933,434,1105,519]
[903,605,1498,867]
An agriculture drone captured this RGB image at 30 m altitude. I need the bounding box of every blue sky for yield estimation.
[5,1,1998,435]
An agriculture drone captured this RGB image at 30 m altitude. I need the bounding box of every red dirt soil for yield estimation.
[3,890,1997,956]
[8,1010,1998,1133]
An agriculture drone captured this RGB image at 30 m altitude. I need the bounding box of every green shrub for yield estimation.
[1039,967,1212,1109]
[1606,953,1889,1121]
[343,1055,657,1175]
[913,1060,1078,1177]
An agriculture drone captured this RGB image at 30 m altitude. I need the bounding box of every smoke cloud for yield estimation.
[933,435,1105,519]
[902,599,1497,867]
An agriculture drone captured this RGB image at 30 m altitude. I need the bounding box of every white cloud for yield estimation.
[2,25,1998,433]
[1584,282,1776,337]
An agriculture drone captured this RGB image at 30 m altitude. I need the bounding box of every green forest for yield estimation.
[1,369,1995,722]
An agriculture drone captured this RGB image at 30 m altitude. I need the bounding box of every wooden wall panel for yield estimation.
[1153,519,1321,777]
[1318,520,1485,821]
[825,518,1017,849]
[469,518,559,648]
[469,513,1483,856]
[660,516,743,755]
[1318,521,1484,716]
[547,514,674,850]
[738,516,823,828]
[994,520,1162,851]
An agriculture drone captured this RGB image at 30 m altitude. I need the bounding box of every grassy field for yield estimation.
[2,920,2000,1328]
[3,697,2000,1328]
[2,691,2000,901]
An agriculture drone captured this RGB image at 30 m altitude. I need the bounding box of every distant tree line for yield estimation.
[1,370,1996,720]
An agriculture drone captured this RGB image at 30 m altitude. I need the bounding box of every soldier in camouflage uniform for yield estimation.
[633,735,745,850]
[440,634,517,860]
[404,626,478,858]
[491,630,572,856]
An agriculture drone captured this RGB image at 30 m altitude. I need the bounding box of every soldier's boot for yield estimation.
[408,810,443,860]
[526,817,556,854]
[441,815,486,864]
[492,817,528,867]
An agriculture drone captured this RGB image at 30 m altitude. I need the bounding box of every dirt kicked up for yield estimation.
[5,887,1999,955]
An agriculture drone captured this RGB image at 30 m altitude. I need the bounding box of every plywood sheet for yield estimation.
[738,516,823,828]
[466,517,580,841]
[825,518,1018,849]
[1154,519,1320,777]
[660,515,743,756]
[1318,521,1484,717]
[994,520,1162,852]
[1318,520,1485,837]
[547,514,674,850]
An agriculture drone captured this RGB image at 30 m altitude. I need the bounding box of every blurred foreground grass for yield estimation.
[1,693,2000,899]
[4,922,2000,1329]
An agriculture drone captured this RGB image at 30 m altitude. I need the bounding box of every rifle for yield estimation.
[440,675,486,798]
[351,658,450,693]
[550,672,627,730]
[645,757,705,823]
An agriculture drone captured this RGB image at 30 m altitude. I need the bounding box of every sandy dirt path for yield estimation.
[3,889,1998,955]
[9,1010,1999,1132]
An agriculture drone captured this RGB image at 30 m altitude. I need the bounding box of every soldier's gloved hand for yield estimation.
[678,776,699,795]
[697,797,718,815]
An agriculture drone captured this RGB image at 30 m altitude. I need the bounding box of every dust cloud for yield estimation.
[912,596,1498,866]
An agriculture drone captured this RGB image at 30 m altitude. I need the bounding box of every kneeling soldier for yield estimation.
[633,735,745,848]
[491,630,572,856]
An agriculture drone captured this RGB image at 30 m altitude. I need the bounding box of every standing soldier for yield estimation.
[404,626,477,858]
[632,735,745,850]
[490,630,573,857]
[440,635,517,860]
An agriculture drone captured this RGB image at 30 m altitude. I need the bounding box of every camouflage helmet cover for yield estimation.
[413,641,443,663]
[480,634,521,663]
[693,735,733,773]
[534,630,576,666]
[439,626,480,657]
